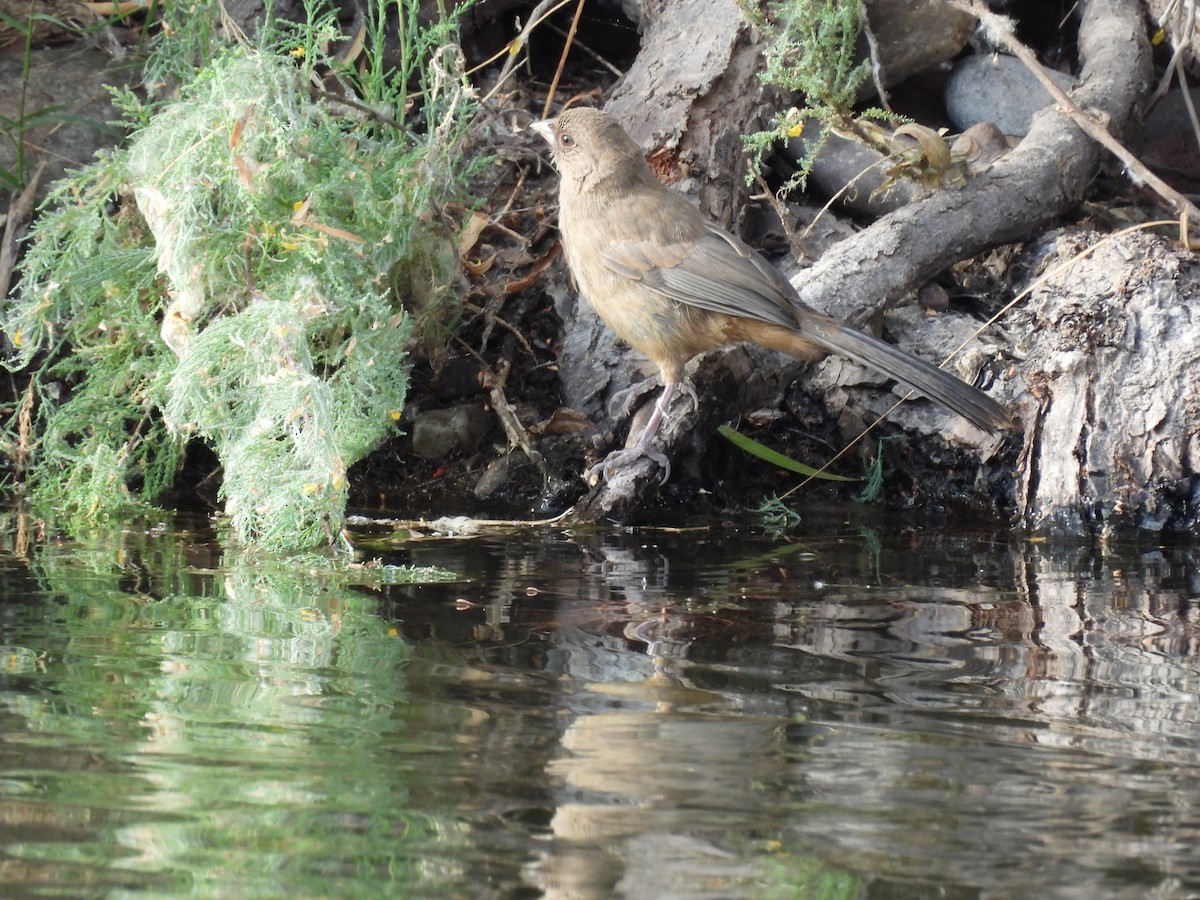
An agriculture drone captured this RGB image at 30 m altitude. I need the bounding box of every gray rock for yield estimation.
[860,0,978,92]
[945,53,1077,136]
[1134,88,1200,190]
[0,46,127,203]
[411,402,493,460]
[789,127,923,218]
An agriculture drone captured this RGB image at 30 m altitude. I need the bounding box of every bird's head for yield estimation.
[530,108,650,192]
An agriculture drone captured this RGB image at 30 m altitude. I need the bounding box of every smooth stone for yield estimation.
[411,402,493,460]
[945,53,1077,137]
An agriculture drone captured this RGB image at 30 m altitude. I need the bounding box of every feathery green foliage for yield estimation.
[4,2,473,550]
[755,0,868,111]
[4,149,174,517]
[740,0,889,192]
[754,495,804,532]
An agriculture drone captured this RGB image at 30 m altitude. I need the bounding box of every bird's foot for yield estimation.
[610,376,698,432]
[585,445,671,487]
[608,375,663,420]
[677,379,699,416]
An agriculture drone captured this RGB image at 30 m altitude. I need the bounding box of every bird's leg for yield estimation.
[586,377,697,485]
[629,378,678,447]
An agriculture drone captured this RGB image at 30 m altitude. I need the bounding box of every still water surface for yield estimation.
[1,509,1199,898]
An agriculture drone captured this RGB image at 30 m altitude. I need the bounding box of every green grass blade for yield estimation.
[718,424,859,481]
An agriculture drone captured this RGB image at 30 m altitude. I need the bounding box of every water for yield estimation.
[1,510,1199,898]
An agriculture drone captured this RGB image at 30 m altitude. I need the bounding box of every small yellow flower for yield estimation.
[12,329,22,348]
[289,46,306,58]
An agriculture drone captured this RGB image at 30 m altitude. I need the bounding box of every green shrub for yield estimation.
[4,3,473,549]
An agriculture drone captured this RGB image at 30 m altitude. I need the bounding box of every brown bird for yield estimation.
[531,108,1009,480]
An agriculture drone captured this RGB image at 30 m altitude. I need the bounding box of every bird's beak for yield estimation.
[529,118,555,146]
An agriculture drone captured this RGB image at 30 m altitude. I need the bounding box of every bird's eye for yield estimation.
[558,131,575,149]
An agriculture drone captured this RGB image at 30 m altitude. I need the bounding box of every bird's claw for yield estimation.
[678,380,699,416]
[610,377,698,423]
[585,446,672,487]
[608,376,663,420]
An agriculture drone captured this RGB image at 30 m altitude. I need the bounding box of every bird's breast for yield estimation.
[561,248,721,371]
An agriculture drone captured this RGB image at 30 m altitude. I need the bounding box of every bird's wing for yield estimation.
[601,221,800,330]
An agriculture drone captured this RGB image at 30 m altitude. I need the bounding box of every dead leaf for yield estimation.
[458,211,491,256]
[504,242,561,294]
[529,407,593,437]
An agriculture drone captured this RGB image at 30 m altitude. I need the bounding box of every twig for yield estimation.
[345,509,575,530]
[751,171,804,257]
[1149,0,1200,157]
[0,163,43,300]
[312,86,406,133]
[481,357,559,486]
[464,301,538,358]
[1174,57,1200,154]
[1150,0,1197,104]
[859,7,892,111]
[15,378,35,478]
[498,165,530,218]
[948,0,1200,226]
[543,0,587,117]
[480,0,578,105]
[797,150,893,244]
[545,20,623,77]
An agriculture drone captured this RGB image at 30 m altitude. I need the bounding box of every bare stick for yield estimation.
[0,163,43,299]
[543,0,587,117]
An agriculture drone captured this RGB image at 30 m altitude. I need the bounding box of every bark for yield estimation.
[1011,232,1200,533]
[606,0,767,224]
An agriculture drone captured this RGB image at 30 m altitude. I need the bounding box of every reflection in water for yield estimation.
[0,511,1198,897]
[0,525,468,896]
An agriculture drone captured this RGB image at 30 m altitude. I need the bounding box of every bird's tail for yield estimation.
[810,319,1010,432]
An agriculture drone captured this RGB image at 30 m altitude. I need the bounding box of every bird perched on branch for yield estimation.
[531,107,1010,482]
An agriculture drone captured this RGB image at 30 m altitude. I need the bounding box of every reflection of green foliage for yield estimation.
[6,517,471,895]
[755,851,864,899]
[3,2,474,550]
[24,518,421,706]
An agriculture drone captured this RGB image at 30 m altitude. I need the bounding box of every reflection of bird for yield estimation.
[531,108,1010,480]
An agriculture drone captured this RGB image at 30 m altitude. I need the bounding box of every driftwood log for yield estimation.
[1011,231,1200,533]
[528,0,1197,533]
